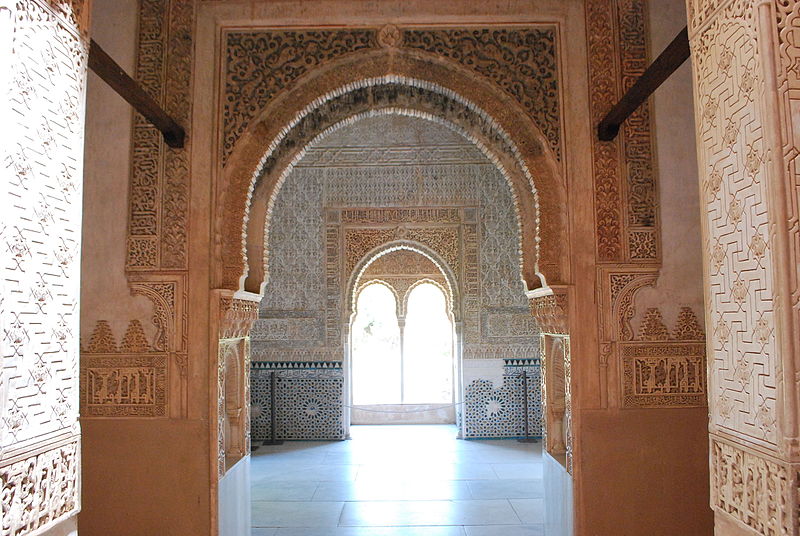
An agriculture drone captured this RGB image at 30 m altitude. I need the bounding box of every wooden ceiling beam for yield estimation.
[597,26,690,142]
[88,39,185,149]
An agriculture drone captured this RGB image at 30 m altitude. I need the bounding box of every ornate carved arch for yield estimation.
[347,241,461,323]
[217,50,566,294]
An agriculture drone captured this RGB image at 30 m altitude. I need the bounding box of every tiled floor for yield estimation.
[251,425,545,535]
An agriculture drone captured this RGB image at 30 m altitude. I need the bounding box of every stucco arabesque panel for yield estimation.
[252,123,536,363]
[101,0,195,427]
[223,26,561,166]
[692,0,778,449]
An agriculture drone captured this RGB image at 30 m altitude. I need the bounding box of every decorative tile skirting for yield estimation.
[251,365,345,441]
[252,361,342,370]
[464,362,542,439]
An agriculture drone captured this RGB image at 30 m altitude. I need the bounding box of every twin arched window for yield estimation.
[352,282,453,405]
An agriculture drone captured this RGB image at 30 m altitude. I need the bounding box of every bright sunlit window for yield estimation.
[352,281,453,405]
[352,283,401,405]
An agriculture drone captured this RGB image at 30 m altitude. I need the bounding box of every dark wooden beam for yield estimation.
[597,26,690,142]
[88,39,185,148]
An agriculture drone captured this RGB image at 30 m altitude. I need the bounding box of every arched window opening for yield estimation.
[403,282,453,404]
[352,280,454,407]
[351,283,401,405]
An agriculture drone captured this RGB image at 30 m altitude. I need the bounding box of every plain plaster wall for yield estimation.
[633,0,705,330]
[218,455,251,536]
[79,0,155,343]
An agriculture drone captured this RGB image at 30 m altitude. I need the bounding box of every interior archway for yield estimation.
[217,56,568,295]
[249,113,538,442]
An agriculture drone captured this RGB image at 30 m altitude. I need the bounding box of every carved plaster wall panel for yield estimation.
[219,297,259,341]
[688,0,800,532]
[259,168,325,312]
[81,277,188,418]
[219,24,567,291]
[691,0,779,448]
[586,0,658,263]
[223,78,557,291]
[540,335,569,460]
[710,436,796,535]
[621,342,706,408]
[529,288,569,335]
[80,320,168,417]
[595,266,709,410]
[401,28,561,160]
[0,437,81,536]
[2,0,88,533]
[482,310,540,340]
[250,116,538,438]
[127,0,193,271]
[250,317,322,344]
[218,338,250,476]
[223,26,560,164]
[362,248,443,277]
[81,355,167,417]
[344,227,461,279]
[254,117,536,366]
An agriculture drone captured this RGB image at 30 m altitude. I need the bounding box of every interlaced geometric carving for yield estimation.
[250,367,345,441]
[2,2,87,530]
[691,0,779,447]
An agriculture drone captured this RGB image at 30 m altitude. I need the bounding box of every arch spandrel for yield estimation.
[216,50,567,295]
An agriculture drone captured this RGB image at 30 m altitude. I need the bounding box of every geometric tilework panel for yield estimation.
[463,361,542,439]
[251,367,345,441]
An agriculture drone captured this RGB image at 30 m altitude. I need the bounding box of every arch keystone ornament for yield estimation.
[377,24,402,48]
